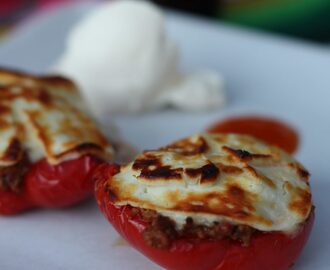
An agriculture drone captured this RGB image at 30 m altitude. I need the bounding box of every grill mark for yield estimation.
[163,136,209,155]
[168,185,268,225]
[185,163,220,184]
[0,118,10,129]
[0,86,54,103]
[0,104,10,114]
[245,165,276,188]
[217,163,243,174]
[227,148,252,159]
[26,110,51,156]
[0,153,29,192]
[133,154,183,180]
[286,182,312,217]
[133,157,160,170]
[289,192,312,217]
[59,106,110,147]
[288,162,310,181]
[223,146,271,161]
[139,166,183,180]
[27,109,110,163]
[0,103,12,130]
[298,168,310,179]
[3,139,22,162]
[37,89,52,105]
[54,143,105,159]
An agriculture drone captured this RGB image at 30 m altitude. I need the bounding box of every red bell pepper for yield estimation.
[207,116,299,154]
[95,163,314,270]
[0,155,103,215]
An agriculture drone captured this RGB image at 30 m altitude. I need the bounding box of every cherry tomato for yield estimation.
[95,164,314,270]
[207,116,299,154]
[0,155,103,214]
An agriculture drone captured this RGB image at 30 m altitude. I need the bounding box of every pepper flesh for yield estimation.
[0,155,103,215]
[95,163,314,270]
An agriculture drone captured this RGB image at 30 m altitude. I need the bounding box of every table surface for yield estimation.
[0,2,329,269]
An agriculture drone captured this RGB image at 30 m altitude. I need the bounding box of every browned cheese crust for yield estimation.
[0,67,113,192]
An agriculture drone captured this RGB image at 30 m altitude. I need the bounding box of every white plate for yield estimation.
[0,2,330,270]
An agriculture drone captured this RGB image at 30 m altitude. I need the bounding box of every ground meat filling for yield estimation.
[0,155,29,192]
[130,207,256,249]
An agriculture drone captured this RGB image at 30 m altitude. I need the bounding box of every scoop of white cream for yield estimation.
[55,0,225,115]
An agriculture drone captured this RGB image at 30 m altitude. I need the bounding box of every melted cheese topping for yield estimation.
[0,68,113,166]
[108,133,312,233]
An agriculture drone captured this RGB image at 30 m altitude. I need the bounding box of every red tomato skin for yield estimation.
[25,155,103,208]
[207,116,299,154]
[0,188,35,215]
[95,164,314,270]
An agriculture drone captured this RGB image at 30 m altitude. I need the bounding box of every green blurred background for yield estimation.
[1,0,330,43]
[153,0,330,42]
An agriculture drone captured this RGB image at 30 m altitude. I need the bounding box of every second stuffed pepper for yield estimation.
[0,68,113,215]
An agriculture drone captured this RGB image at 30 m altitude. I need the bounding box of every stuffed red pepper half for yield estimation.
[95,133,314,270]
[0,68,113,215]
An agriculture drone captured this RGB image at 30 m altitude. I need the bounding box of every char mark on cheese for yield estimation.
[3,139,22,162]
[133,154,182,180]
[288,162,310,181]
[185,162,220,183]
[298,168,310,179]
[139,166,182,180]
[162,136,209,155]
[226,148,252,159]
[0,153,29,192]
[223,146,272,161]
[217,163,243,174]
[36,89,52,105]
[132,155,160,170]
[54,143,105,160]
[0,104,10,115]
[244,165,276,188]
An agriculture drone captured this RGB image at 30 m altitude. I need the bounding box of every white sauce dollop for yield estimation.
[55,0,225,115]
